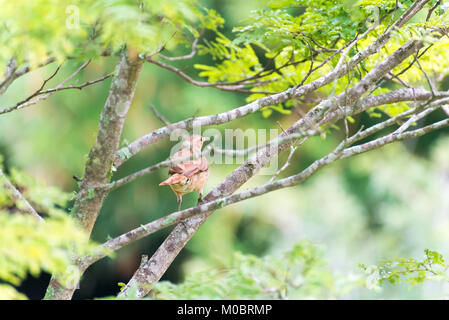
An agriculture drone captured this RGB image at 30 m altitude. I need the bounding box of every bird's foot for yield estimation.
[180,220,189,230]
[197,192,205,205]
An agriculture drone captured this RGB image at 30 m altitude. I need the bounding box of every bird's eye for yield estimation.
[186,178,191,183]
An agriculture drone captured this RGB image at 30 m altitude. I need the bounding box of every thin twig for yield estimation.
[393,45,433,78]
[0,57,56,96]
[415,57,437,95]
[387,71,411,88]
[0,61,112,115]
[0,168,43,222]
[117,0,434,299]
[158,36,201,61]
[394,99,444,133]
[38,72,113,95]
[149,104,171,126]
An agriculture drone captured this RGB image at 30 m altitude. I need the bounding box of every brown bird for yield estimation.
[159,134,209,211]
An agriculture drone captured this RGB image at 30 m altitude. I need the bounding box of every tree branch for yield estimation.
[0,62,112,115]
[116,1,429,168]
[43,49,143,300]
[108,132,305,191]
[158,36,200,61]
[107,86,447,194]
[0,168,43,222]
[74,92,449,275]
[117,3,432,295]
[78,101,448,289]
[149,104,171,126]
[0,57,56,96]
[341,117,449,159]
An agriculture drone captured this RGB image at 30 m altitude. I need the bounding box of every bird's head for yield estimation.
[182,134,209,151]
[190,134,209,145]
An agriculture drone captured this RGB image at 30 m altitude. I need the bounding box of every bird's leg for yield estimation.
[176,194,190,229]
[177,198,182,211]
[197,190,203,205]
[177,194,182,211]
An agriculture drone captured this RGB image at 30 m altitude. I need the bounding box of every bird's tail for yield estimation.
[159,174,184,186]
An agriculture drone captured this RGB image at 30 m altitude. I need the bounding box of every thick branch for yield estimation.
[319,88,449,125]
[108,87,447,192]
[72,91,448,275]
[118,13,431,297]
[82,105,448,282]
[44,49,143,300]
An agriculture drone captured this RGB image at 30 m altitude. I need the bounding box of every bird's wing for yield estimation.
[198,157,208,172]
[160,166,201,186]
[183,157,209,176]
[182,165,201,178]
[168,148,193,174]
[168,163,187,175]
[164,162,199,180]
[169,157,208,174]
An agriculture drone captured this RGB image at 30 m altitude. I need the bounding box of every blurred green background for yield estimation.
[1,0,449,299]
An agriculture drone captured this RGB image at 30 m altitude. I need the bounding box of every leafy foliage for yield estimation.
[0,212,94,286]
[192,0,449,117]
[195,32,263,82]
[361,249,449,290]
[0,154,72,215]
[0,285,27,300]
[0,0,222,71]
[233,0,375,50]
[0,164,99,300]
[149,241,364,299]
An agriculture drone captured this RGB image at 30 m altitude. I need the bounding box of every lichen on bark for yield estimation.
[44,48,143,300]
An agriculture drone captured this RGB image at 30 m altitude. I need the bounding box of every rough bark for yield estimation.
[43,48,143,300]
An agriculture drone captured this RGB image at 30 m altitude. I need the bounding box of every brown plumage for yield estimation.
[159,134,209,211]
